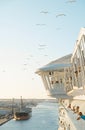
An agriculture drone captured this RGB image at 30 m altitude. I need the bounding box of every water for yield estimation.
[0,102,59,130]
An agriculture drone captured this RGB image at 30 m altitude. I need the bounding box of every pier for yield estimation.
[0,114,13,126]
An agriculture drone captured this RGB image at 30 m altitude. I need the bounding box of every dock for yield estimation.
[0,115,13,126]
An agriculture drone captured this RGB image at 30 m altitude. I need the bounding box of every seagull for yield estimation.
[38,47,45,50]
[2,70,6,72]
[39,44,46,47]
[36,24,46,26]
[40,11,49,14]
[56,13,66,18]
[56,27,61,30]
[38,44,47,50]
[44,54,48,56]
[24,63,27,66]
[66,0,76,3]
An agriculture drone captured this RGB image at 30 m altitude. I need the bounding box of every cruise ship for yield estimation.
[36,28,85,130]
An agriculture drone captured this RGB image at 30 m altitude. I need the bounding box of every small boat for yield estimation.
[14,96,32,120]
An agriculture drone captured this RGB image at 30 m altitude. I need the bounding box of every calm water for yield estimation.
[0,102,59,130]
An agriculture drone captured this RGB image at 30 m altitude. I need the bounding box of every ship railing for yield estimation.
[66,108,85,130]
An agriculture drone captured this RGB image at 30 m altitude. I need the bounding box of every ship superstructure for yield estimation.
[36,28,85,130]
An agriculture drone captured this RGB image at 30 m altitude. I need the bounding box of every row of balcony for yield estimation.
[36,28,85,99]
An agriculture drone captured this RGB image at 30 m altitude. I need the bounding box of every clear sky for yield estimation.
[0,0,85,99]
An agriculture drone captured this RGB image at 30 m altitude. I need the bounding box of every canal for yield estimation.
[0,102,59,130]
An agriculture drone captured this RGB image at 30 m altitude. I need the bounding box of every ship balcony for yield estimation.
[47,83,73,99]
[67,86,85,97]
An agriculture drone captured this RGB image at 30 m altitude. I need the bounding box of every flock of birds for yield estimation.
[36,0,76,26]
[1,0,77,81]
[31,0,77,79]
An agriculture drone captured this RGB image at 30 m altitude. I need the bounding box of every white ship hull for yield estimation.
[36,28,85,130]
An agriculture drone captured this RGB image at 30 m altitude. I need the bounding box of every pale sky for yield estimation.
[0,0,85,99]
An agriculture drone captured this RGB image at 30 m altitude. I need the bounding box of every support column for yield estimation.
[41,74,49,90]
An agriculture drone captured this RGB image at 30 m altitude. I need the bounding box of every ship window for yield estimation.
[49,72,51,75]
[51,81,54,84]
[49,72,54,75]
[56,81,59,83]
[60,79,62,83]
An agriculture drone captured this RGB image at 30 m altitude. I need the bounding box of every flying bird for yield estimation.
[66,0,76,3]
[38,47,45,50]
[44,54,48,56]
[39,44,47,47]
[2,70,6,72]
[38,44,47,50]
[56,27,61,30]
[56,13,66,18]
[24,63,27,66]
[40,11,49,14]
[36,24,46,26]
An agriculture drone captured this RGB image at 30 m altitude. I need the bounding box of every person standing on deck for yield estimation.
[77,112,85,120]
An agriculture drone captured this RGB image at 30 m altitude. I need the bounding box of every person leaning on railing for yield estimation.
[68,104,71,109]
[74,106,79,113]
[77,112,85,120]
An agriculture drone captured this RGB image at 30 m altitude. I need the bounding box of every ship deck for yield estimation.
[66,108,85,130]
